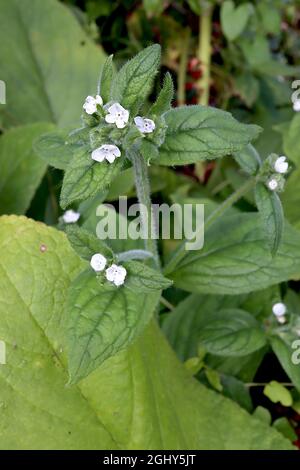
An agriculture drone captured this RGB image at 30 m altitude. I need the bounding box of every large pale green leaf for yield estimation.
[0,215,293,449]
[270,335,300,390]
[0,0,106,128]
[67,270,159,384]
[158,106,261,165]
[0,123,54,215]
[170,213,300,295]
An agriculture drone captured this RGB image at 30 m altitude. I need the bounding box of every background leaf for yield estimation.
[0,123,54,215]
[0,0,106,128]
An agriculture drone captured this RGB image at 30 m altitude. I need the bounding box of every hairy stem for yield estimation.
[131,149,160,268]
[163,177,256,276]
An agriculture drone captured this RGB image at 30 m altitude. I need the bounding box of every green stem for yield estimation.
[163,177,256,276]
[177,28,190,106]
[197,6,213,106]
[131,149,160,268]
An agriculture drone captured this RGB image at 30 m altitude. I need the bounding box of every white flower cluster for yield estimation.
[267,156,289,191]
[83,95,156,165]
[272,302,287,324]
[90,253,127,287]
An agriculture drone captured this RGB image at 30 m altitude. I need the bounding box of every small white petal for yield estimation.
[115,118,126,129]
[105,153,116,163]
[274,156,288,174]
[91,148,105,162]
[272,302,287,317]
[62,210,80,224]
[134,116,155,134]
[293,99,300,112]
[105,264,127,286]
[268,179,278,191]
[105,114,115,124]
[95,95,103,106]
[277,315,286,324]
[90,253,107,272]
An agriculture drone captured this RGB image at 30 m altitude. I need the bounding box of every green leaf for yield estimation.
[162,293,267,382]
[0,215,293,449]
[124,260,172,292]
[143,0,165,17]
[184,357,204,376]
[198,309,267,357]
[0,0,106,128]
[273,417,297,442]
[66,225,113,260]
[270,335,300,390]
[205,368,223,392]
[34,129,73,170]
[222,375,253,412]
[221,1,253,41]
[282,168,300,230]
[234,74,259,108]
[255,183,284,255]
[264,381,293,407]
[257,1,281,35]
[0,123,54,215]
[149,72,174,116]
[67,270,159,383]
[60,148,123,209]
[233,144,261,175]
[98,54,115,103]
[283,114,300,166]
[253,406,272,425]
[170,213,300,295]
[158,106,261,166]
[111,44,161,115]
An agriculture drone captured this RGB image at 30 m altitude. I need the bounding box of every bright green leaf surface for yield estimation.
[0,215,293,449]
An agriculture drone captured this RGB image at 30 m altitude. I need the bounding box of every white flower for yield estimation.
[277,315,286,324]
[83,95,103,115]
[90,253,107,272]
[134,116,156,134]
[268,179,278,191]
[274,156,288,174]
[272,302,287,317]
[105,264,127,287]
[105,103,129,128]
[62,210,80,224]
[91,144,121,164]
[293,99,300,112]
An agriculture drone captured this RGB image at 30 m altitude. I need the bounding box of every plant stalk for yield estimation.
[177,28,190,106]
[131,149,160,268]
[163,177,256,276]
[197,6,213,106]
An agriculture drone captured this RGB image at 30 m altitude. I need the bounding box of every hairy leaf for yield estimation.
[111,45,161,115]
[170,213,300,295]
[255,183,284,255]
[66,225,113,260]
[124,260,172,292]
[158,106,261,165]
[67,270,159,383]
